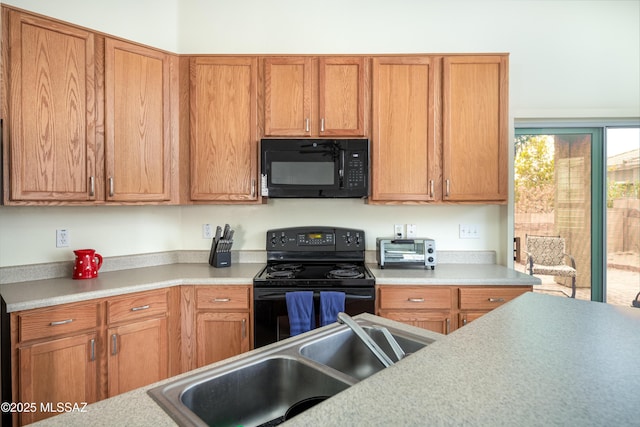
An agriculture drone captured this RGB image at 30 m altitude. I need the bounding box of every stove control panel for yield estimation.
[297,232,334,246]
[266,227,364,251]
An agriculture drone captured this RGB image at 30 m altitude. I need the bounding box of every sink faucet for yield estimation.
[336,312,395,368]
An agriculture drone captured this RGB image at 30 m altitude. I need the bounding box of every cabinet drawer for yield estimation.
[378,286,451,310]
[196,286,250,310]
[459,287,530,310]
[18,302,100,342]
[107,290,168,324]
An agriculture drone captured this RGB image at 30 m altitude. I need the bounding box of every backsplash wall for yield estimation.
[0,202,503,267]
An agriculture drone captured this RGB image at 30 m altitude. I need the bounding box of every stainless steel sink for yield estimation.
[148,318,436,427]
[299,326,432,380]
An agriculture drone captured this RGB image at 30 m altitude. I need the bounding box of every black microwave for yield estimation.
[260,138,369,198]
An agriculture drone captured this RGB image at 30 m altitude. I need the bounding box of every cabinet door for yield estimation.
[459,311,485,328]
[18,333,98,424]
[379,311,451,335]
[7,10,96,202]
[104,38,172,202]
[107,317,168,396]
[442,55,508,201]
[263,57,312,136]
[190,57,258,201]
[318,57,366,136]
[371,57,437,202]
[195,312,250,368]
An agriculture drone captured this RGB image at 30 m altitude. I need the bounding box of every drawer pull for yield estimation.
[213,298,231,303]
[131,304,150,312]
[50,319,73,326]
[407,298,425,303]
[488,298,505,303]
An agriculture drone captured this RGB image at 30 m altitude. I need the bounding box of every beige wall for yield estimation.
[0,0,638,268]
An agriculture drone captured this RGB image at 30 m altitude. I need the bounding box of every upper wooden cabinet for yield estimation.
[263,56,367,137]
[2,9,178,204]
[5,10,96,202]
[104,38,172,202]
[371,54,508,204]
[442,55,508,202]
[370,57,437,202]
[189,57,259,202]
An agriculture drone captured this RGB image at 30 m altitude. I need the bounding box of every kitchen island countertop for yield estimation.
[27,292,640,426]
[1,262,538,312]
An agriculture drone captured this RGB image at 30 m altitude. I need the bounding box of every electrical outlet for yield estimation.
[202,224,213,239]
[459,224,481,239]
[56,229,70,248]
[394,224,404,239]
[406,224,417,238]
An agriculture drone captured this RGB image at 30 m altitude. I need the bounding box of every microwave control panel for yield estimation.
[345,152,366,189]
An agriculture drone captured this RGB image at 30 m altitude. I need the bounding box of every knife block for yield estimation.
[211,251,231,268]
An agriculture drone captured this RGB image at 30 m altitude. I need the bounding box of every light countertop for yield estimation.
[0,263,263,312]
[0,262,539,312]
[369,263,540,285]
[28,293,640,426]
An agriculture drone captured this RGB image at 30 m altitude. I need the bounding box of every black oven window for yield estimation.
[271,161,334,185]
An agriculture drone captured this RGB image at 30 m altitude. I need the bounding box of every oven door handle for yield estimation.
[256,292,373,301]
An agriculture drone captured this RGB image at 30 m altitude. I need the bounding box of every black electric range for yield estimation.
[253,226,375,348]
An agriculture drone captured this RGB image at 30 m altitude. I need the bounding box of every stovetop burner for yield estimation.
[267,270,297,279]
[327,268,364,279]
[270,263,303,272]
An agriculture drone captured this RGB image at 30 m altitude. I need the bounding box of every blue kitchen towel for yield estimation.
[320,291,346,326]
[286,291,315,336]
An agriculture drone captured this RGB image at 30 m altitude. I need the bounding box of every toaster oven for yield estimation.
[376,238,437,269]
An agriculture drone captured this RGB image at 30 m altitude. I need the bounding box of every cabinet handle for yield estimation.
[50,319,73,326]
[111,334,118,355]
[462,316,467,326]
[90,339,96,361]
[446,318,450,335]
[320,118,325,132]
[108,177,114,197]
[251,179,256,197]
[488,298,505,303]
[305,118,310,132]
[445,179,450,197]
[242,318,247,339]
[429,180,434,198]
[89,176,95,197]
[213,298,231,303]
[407,298,425,303]
[131,304,150,312]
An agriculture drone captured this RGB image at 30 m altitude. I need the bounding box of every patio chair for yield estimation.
[525,235,577,298]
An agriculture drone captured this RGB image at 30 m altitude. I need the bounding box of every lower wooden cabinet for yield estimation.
[458,287,529,327]
[17,332,98,425]
[377,284,531,334]
[106,289,171,396]
[377,286,453,335]
[107,317,168,396]
[195,312,250,367]
[9,288,179,425]
[379,311,451,335]
[191,285,252,369]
